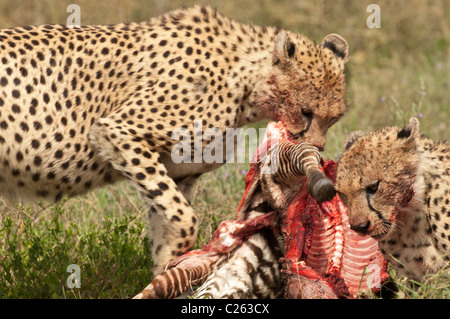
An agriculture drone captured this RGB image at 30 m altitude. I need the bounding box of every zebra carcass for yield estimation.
[133,121,389,299]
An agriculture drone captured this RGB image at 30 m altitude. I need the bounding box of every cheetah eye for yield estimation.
[366,181,380,194]
[301,110,313,123]
[329,116,338,126]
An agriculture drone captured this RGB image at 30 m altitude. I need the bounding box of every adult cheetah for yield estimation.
[336,118,450,281]
[0,6,349,274]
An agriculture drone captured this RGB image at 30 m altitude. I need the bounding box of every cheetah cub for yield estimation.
[335,117,449,281]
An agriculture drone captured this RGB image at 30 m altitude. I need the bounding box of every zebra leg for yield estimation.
[133,251,220,299]
[306,169,336,202]
[268,141,336,202]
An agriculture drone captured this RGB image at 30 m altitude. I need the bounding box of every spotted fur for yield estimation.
[0,5,348,274]
[336,118,450,281]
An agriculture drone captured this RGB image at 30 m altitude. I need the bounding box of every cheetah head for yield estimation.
[256,32,349,150]
[335,118,422,239]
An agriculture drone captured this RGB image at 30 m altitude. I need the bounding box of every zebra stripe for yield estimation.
[194,230,283,299]
[266,141,321,182]
[133,256,216,299]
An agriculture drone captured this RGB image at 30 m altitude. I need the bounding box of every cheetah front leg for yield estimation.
[88,118,198,275]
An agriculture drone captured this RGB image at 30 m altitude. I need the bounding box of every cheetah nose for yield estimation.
[350,220,371,235]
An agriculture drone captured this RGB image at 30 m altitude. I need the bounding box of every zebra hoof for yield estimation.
[309,176,336,203]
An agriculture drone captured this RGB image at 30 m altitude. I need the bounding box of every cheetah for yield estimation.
[0,6,349,274]
[335,117,450,281]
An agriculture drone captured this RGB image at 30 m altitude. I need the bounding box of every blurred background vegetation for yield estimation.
[0,0,448,298]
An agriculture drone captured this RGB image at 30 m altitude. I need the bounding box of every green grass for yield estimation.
[0,195,153,298]
[0,0,449,298]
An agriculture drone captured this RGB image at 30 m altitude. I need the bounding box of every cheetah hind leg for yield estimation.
[88,118,199,275]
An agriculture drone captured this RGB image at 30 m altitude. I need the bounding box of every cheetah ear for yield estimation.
[272,32,296,66]
[343,130,365,152]
[321,34,349,65]
[397,117,420,140]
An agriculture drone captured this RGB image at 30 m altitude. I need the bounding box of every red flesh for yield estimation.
[283,160,388,298]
